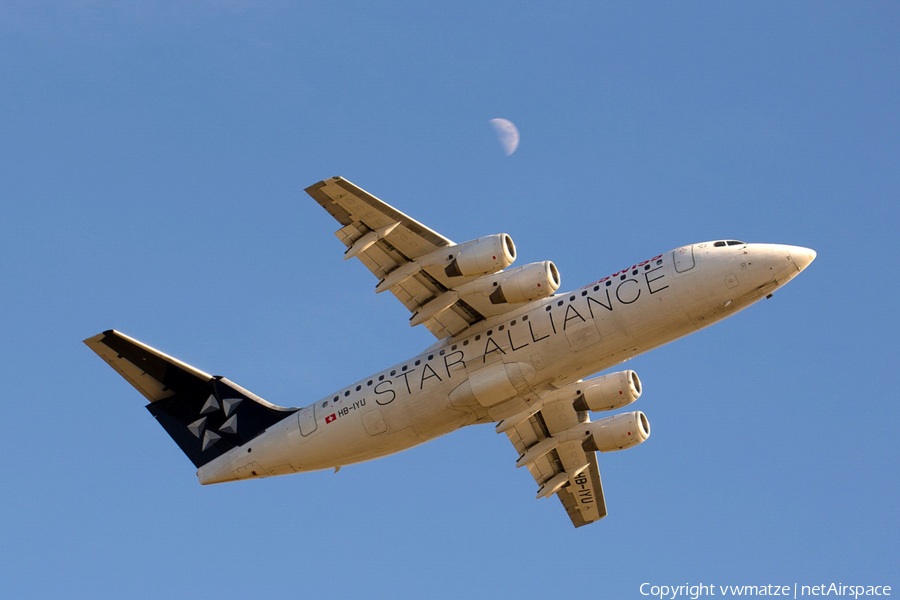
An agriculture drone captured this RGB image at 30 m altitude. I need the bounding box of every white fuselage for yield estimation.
[198,242,814,484]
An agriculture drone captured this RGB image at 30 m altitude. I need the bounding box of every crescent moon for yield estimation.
[489,118,520,156]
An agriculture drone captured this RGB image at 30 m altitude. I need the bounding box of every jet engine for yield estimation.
[445,234,516,278]
[488,261,560,304]
[583,411,650,453]
[572,370,642,412]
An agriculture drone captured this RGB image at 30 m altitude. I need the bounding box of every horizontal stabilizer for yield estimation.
[84,330,212,402]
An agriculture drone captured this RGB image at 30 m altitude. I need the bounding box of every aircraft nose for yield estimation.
[790,246,817,272]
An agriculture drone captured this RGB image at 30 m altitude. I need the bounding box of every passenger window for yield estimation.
[356,385,361,391]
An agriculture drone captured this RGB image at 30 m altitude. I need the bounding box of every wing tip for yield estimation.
[82,329,129,347]
[83,329,112,347]
[304,176,344,194]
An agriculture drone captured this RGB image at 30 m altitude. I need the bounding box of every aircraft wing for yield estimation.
[305,177,533,339]
[501,394,608,527]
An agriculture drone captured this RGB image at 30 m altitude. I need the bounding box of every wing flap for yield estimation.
[557,452,608,528]
[308,177,452,258]
[503,398,608,528]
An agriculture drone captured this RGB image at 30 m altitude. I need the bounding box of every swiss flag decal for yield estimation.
[325,413,337,424]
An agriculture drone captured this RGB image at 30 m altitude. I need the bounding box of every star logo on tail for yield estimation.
[188,394,244,450]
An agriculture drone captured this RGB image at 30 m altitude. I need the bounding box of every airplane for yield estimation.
[85,176,816,527]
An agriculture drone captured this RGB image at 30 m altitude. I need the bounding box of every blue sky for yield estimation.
[1,2,897,598]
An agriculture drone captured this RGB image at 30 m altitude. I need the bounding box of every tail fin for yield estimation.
[85,330,297,468]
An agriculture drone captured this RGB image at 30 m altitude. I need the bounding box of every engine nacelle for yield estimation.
[487,261,560,304]
[573,370,642,412]
[445,234,516,278]
[584,411,650,453]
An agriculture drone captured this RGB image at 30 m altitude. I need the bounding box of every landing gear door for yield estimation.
[673,245,695,273]
[298,404,317,437]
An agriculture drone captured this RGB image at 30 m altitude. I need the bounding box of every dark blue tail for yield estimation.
[85,330,297,468]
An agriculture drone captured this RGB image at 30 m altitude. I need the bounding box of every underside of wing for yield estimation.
[306,177,478,338]
[305,177,561,339]
[502,391,608,528]
[557,452,608,527]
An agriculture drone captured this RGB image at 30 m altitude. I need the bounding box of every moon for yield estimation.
[489,118,520,156]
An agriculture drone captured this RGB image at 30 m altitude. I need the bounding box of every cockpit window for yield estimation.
[727,240,745,246]
[714,241,726,247]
